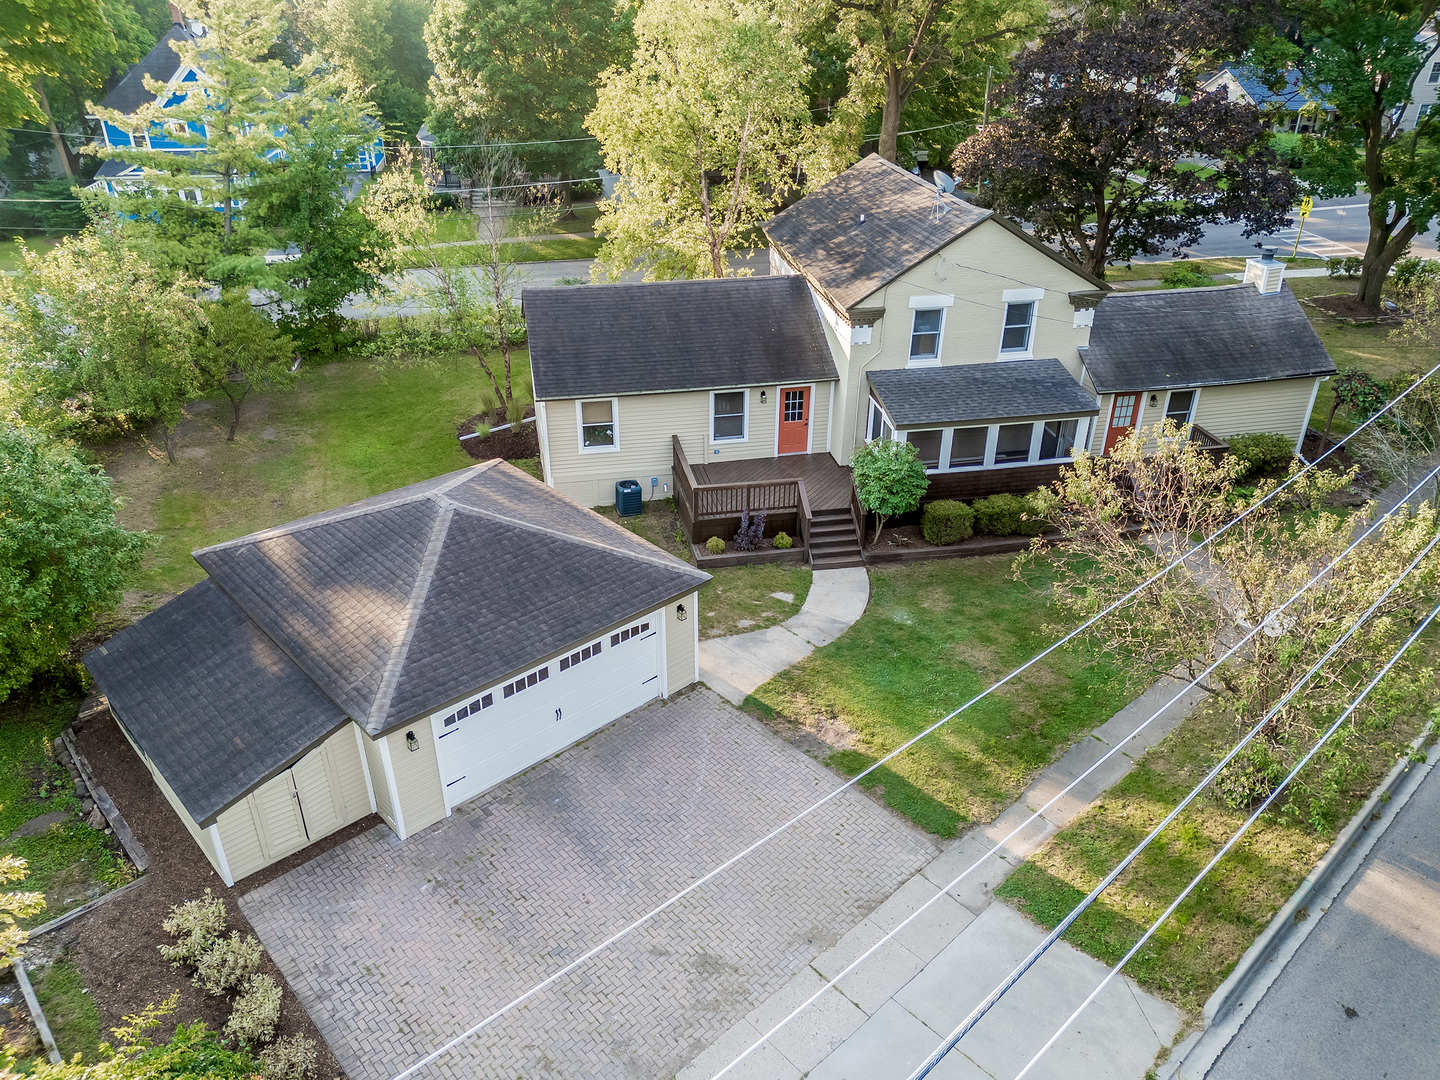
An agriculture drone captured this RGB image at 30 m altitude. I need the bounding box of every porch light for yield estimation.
[1149,393,1159,408]
[760,390,767,403]
[677,603,688,621]
[406,730,419,752]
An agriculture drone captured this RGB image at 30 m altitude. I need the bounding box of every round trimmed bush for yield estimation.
[972,493,1026,536]
[1227,432,1295,480]
[772,531,793,549]
[921,500,974,545]
[704,535,725,555]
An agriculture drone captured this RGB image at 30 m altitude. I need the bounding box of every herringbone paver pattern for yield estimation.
[240,689,937,1080]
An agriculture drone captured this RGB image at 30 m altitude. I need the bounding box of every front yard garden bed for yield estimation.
[865,525,1043,563]
[693,542,806,568]
[745,554,1143,834]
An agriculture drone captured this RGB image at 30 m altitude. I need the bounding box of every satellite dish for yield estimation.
[932,170,957,194]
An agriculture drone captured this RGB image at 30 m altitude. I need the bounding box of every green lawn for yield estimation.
[747,556,1142,837]
[997,664,1437,1022]
[0,684,131,930]
[98,353,513,595]
[25,960,104,1065]
[0,234,66,273]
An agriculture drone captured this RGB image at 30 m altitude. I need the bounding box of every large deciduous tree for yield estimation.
[819,0,1046,163]
[0,427,150,701]
[587,0,816,279]
[1293,0,1440,313]
[424,0,633,179]
[952,0,1295,279]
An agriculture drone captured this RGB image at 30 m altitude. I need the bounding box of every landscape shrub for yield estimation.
[921,500,974,545]
[1019,488,1054,535]
[1342,255,1362,278]
[704,536,725,555]
[260,1033,319,1080]
[1327,256,1345,278]
[1227,432,1295,479]
[1159,263,1214,289]
[772,531,792,549]
[224,973,282,1046]
[159,890,228,966]
[196,932,263,995]
[972,493,1026,536]
[1391,256,1440,291]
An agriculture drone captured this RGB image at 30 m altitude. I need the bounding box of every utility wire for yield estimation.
[1009,598,1440,1080]
[383,366,1440,1080]
[715,460,1440,1080]
[903,464,1440,1080]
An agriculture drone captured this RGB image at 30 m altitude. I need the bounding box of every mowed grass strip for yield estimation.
[997,675,1436,1020]
[748,556,1141,835]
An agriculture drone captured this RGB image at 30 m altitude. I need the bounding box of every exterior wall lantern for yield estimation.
[406,730,419,752]
[1149,393,1160,408]
[676,603,688,621]
[760,390,767,403]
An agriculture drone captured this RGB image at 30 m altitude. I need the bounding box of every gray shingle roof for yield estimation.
[1083,284,1337,394]
[524,276,837,400]
[763,156,993,313]
[868,360,1099,427]
[83,580,349,826]
[95,24,198,115]
[193,461,710,736]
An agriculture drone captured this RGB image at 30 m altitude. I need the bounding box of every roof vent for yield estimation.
[1243,246,1284,295]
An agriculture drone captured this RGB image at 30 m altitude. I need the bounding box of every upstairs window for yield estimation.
[1165,390,1196,426]
[1000,302,1035,353]
[578,399,616,450]
[910,309,944,361]
[712,390,746,441]
[1430,61,1440,83]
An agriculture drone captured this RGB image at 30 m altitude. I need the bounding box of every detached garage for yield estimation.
[84,461,709,886]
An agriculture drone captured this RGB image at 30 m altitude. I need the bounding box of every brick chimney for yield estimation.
[169,2,184,24]
[1243,246,1284,295]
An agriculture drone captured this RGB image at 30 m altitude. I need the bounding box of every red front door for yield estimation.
[1103,393,1138,455]
[778,386,810,455]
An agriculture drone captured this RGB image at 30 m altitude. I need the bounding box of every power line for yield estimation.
[903,465,1440,1080]
[1009,597,1440,1080]
[716,460,1440,1080]
[381,366,1440,1080]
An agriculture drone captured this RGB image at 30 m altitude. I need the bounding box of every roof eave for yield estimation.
[1088,367,1336,396]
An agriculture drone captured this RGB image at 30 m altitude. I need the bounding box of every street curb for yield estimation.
[1159,730,1434,1079]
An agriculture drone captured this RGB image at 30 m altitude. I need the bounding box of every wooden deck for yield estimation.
[694,454,854,512]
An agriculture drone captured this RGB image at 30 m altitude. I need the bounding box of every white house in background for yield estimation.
[522,156,1336,565]
[1399,29,1440,130]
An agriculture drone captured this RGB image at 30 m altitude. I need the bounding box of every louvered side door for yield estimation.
[291,749,342,842]
[249,770,309,863]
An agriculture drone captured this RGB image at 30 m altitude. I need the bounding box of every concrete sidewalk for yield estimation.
[700,568,870,705]
[680,675,1209,1080]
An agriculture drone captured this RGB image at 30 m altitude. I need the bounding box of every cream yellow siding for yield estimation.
[827,217,1101,462]
[361,727,394,827]
[385,722,447,838]
[1192,378,1320,445]
[663,592,699,694]
[543,385,835,507]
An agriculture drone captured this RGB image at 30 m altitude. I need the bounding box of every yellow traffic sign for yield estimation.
[1299,196,1313,219]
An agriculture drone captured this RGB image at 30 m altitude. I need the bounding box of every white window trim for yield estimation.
[773,384,816,455]
[1163,387,1200,426]
[998,288,1043,360]
[908,294,956,308]
[709,388,749,445]
[575,397,620,454]
[902,416,1094,473]
[907,307,946,368]
[866,397,895,443]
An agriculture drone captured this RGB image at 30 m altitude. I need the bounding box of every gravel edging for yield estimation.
[1160,727,1435,1079]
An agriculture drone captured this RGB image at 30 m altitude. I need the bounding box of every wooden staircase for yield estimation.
[808,508,865,569]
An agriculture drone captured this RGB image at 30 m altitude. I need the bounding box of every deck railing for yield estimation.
[673,435,811,548]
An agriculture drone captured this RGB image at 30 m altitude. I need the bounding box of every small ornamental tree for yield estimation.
[851,438,929,545]
[0,428,150,701]
[1321,368,1388,443]
[196,292,298,441]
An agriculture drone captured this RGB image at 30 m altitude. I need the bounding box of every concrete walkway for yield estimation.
[700,568,870,705]
[680,675,1209,1080]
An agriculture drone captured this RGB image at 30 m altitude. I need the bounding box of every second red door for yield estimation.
[778,386,810,454]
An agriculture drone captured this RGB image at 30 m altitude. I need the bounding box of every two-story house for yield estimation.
[523,155,1335,566]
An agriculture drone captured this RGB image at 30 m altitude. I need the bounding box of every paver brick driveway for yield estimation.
[240,689,939,1080]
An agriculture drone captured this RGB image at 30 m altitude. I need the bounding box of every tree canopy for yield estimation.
[425,0,634,179]
[850,437,928,544]
[588,0,817,279]
[0,427,149,701]
[951,0,1295,278]
[1291,0,1440,312]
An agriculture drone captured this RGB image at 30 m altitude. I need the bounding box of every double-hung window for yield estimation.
[999,288,1043,357]
[1430,61,1440,84]
[1164,390,1196,426]
[712,390,746,441]
[910,309,944,361]
[578,398,617,451]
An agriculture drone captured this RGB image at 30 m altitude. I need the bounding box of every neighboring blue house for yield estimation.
[86,11,385,198]
[1200,66,1335,133]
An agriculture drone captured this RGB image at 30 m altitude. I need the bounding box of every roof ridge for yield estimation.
[367,502,455,728]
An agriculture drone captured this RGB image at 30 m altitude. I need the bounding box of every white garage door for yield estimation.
[431,618,661,809]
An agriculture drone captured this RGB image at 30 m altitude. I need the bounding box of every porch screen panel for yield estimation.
[908,430,942,470]
[1039,419,1079,460]
[995,423,1034,463]
[948,426,986,468]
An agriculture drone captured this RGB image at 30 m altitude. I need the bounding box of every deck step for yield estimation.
[811,553,866,569]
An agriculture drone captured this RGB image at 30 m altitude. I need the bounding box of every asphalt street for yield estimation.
[1206,760,1440,1080]
[1133,194,1440,262]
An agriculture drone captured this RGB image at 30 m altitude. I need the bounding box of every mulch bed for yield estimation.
[1304,292,1399,324]
[457,407,538,461]
[58,710,357,1077]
